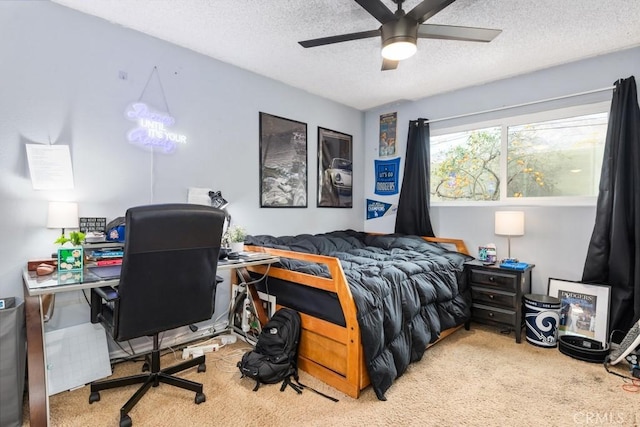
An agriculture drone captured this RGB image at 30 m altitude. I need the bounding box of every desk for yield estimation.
[23,253,279,427]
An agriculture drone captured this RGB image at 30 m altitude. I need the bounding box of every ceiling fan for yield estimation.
[299,0,502,71]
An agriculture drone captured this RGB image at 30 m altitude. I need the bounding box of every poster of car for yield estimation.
[317,127,352,208]
[259,112,307,208]
[379,112,397,157]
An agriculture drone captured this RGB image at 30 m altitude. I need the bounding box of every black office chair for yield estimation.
[88,203,225,427]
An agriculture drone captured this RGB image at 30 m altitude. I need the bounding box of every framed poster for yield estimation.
[259,112,307,207]
[379,112,397,157]
[547,278,611,345]
[317,127,353,208]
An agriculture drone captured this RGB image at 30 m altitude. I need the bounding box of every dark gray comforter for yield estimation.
[246,230,473,400]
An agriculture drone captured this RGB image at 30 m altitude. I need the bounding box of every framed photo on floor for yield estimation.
[259,112,307,207]
[317,127,352,208]
[547,278,611,344]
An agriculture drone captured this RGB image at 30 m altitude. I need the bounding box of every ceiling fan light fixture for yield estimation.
[298,0,502,71]
[381,39,417,60]
[380,17,418,61]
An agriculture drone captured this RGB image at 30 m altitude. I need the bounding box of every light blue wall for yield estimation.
[364,47,640,295]
[3,2,639,303]
[0,2,364,299]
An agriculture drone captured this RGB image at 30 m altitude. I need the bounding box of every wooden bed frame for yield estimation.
[240,236,469,399]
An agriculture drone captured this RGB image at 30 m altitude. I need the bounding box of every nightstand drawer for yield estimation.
[469,269,518,291]
[471,286,517,308]
[472,303,516,325]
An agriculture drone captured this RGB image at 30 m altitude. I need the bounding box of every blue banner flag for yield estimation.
[374,157,400,195]
[366,199,397,219]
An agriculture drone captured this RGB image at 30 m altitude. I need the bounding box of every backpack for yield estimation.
[237,307,302,392]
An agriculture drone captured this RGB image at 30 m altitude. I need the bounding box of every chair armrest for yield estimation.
[91,286,119,324]
[93,286,119,302]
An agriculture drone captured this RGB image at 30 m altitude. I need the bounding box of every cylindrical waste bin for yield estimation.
[0,297,26,427]
[524,294,561,348]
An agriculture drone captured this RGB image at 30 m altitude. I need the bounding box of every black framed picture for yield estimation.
[259,112,307,208]
[548,278,611,345]
[317,127,353,208]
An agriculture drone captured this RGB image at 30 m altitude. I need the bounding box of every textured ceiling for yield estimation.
[51,0,640,111]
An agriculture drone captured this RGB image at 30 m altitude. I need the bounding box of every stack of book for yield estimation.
[84,246,124,266]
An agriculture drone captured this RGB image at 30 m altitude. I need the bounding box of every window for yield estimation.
[430,104,608,203]
[431,126,501,201]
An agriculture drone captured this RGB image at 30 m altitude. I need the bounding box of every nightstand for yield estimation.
[465,261,534,343]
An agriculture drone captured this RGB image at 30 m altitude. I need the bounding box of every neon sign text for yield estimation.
[125,103,187,153]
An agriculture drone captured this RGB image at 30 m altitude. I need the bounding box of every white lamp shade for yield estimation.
[47,201,79,229]
[495,211,525,236]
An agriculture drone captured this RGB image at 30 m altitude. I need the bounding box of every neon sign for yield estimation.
[125,103,187,153]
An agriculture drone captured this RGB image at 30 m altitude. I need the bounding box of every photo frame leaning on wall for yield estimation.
[259,112,307,208]
[317,127,353,208]
[547,278,611,345]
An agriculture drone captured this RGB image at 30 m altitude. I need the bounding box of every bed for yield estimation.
[240,230,473,400]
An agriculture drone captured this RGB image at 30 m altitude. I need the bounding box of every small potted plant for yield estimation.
[55,231,86,247]
[55,231,86,271]
[227,225,247,253]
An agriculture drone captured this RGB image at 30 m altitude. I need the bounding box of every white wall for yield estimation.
[0,2,364,299]
[364,47,640,295]
[3,2,639,305]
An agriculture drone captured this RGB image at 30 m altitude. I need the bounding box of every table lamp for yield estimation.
[208,191,229,209]
[209,191,232,248]
[47,201,79,238]
[494,211,525,260]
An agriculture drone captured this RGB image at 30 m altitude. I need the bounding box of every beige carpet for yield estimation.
[25,325,639,426]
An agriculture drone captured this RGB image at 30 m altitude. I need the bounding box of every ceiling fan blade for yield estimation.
[417,24,502,42]
[381,58,399,71]
[406,0,457,23]
[354,0,395,24]
[299,29,380,48]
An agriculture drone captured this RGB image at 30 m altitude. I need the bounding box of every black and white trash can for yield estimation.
[524,294,561,348]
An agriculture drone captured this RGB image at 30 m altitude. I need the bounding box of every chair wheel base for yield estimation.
[120,414,132,427]
[195,392,206,404]
[89,392,100,404]
[197,363,206,373]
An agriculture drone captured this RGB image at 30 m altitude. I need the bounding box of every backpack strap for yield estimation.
[293,378,339,402]
[252,380,260,392]
[288,368,338,401]
[280,376,302,394]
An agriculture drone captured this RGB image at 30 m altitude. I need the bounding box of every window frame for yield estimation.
[429,101,610,207]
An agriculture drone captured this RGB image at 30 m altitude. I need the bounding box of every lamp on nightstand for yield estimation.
[495,211,524,260]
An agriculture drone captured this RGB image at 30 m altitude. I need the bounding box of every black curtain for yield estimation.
[582,76,640,334]
[394,118,435,237]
